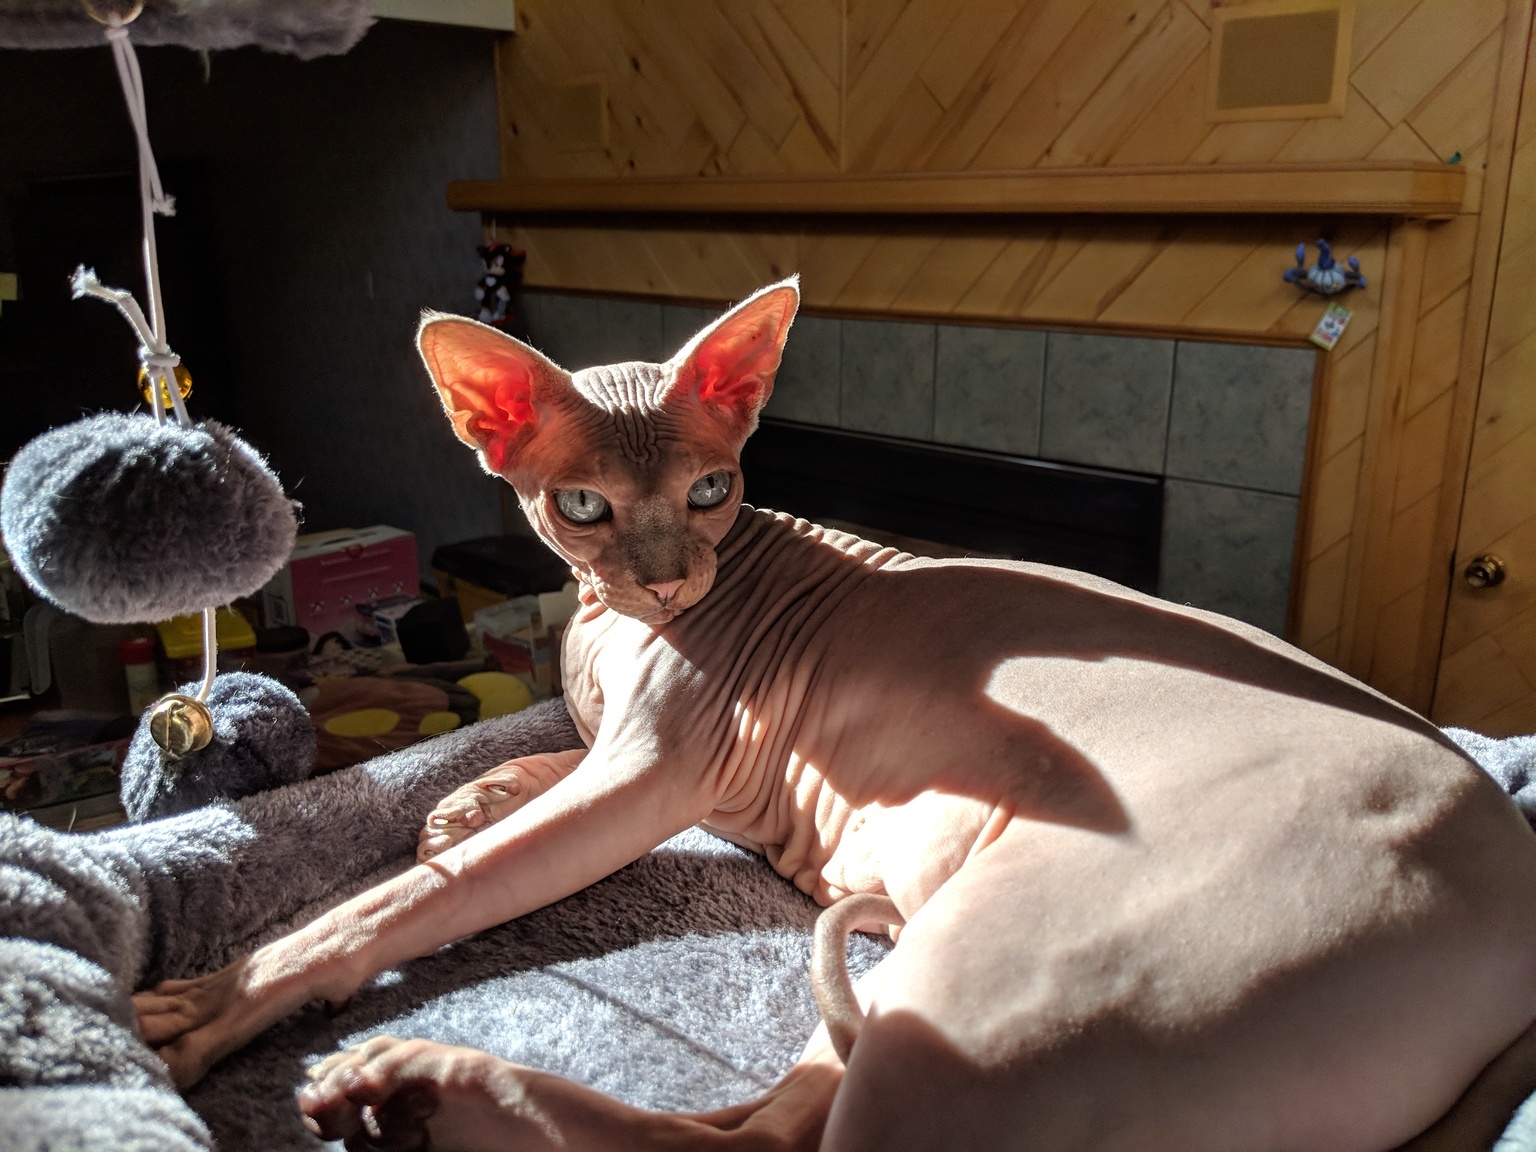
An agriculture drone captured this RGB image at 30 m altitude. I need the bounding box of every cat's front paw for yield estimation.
[416,753,577,862]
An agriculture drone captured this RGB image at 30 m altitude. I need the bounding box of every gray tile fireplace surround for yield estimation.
[521,292,1316,637]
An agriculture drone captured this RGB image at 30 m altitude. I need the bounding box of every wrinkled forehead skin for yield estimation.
[499,358,749,508]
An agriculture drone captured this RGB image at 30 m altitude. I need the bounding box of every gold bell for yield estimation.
[147,693,214,757]
[81,0,146,24]
[138,363,193,410]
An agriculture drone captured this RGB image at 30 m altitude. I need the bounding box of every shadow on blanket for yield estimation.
[0,699,888,1150]
[3,702,1536,1149]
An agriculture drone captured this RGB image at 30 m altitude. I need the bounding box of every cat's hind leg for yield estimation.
[416,749,585,862]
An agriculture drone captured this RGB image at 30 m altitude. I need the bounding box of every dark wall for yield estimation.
[0,20,506,573]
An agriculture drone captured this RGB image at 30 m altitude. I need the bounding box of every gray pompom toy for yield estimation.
[0,23,315,834]
[0,413,297,625]
[120,672,318,823]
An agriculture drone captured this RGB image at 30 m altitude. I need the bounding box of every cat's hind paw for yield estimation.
[416,752,581,862]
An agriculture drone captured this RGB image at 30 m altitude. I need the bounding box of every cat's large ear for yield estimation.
[417,313,566,475]
[670,277,799,437]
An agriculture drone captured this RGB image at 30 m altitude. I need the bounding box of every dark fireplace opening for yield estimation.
[740,419,1163,593]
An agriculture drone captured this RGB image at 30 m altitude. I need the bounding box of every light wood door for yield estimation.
[1433,36,1536,736]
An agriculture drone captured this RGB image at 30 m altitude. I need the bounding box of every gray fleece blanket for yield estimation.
[0,699,886,1150]
[0,705,1532,1150]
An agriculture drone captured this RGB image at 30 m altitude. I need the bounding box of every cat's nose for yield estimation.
[646,579,685,603]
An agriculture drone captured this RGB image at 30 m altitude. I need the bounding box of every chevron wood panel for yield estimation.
[499,1,1503,184]
[487,0,1523,709]
[1434,20,1536,733]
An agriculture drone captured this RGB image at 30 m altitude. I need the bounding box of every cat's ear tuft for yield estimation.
[417,312,565,475]
[670,277,799,436]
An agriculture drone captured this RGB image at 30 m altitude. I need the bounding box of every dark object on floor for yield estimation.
[119,672,316,823]
[396,597,470,664]
[0,0,373,58]
[0,415,298,625]
[431,534,572,601]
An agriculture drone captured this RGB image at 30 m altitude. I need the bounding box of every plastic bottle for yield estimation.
[119,636,160,716]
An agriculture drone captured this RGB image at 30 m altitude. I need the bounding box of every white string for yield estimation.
[84,15,219,703]
[199,607,218,700]
[105,20,174,349]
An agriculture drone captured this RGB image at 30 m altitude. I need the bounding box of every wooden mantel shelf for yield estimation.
[449,162,1465,220]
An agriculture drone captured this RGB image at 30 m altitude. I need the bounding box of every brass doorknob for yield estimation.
[1464,554,1506,589]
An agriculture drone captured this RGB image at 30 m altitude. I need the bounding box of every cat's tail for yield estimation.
[811,893,905,1064]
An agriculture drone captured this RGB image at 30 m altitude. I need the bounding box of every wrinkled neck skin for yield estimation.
[557,505,907,903]
[504,360,746,626]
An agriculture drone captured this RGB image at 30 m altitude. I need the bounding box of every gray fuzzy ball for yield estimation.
[0,414,298,624]
[121,673,317,823]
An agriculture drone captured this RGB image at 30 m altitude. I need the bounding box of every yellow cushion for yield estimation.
[417,710,461,735]
[322,708,401,738]
[456,671,532,720]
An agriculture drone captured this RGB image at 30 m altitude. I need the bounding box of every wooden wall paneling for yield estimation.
[1338,218,1430,682]
[1418,0,1536,719]
[1020,223,1174,323]
[1350,0,1505,127]
[1037,2,1209,168]
[1287,347,1334,639]
[1289,242,1384,657]
[906,2,1093,173]
[956,0,1178,172]
[1094,222,1262,328]
[1434,3,1536,733]
[498,1,1502,183]
[451,164,1466,218]
[884,232,1009,316]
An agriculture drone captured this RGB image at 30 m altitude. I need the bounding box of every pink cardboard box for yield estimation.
[262,526,419,643]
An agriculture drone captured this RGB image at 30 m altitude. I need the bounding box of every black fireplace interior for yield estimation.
[740,419,1163,593]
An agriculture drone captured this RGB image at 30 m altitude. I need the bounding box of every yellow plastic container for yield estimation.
[155,608,258,659]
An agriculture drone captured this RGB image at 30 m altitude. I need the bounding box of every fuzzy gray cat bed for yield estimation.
[0,699,889,1151]
[3,700,1536,1150]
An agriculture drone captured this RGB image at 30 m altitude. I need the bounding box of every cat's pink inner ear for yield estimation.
[418,316,553,474]
[675,281,799,430]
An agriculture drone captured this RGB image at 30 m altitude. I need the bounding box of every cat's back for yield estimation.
[741,516,1484,842]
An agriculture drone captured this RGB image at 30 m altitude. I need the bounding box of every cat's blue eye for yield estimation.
[555,489,609,524]
[687,472,731,509]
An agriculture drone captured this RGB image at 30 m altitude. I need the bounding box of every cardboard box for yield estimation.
[262,527,419,643]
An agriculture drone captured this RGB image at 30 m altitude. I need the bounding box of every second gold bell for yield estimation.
[138,363,193,410]
[147,693,214,757]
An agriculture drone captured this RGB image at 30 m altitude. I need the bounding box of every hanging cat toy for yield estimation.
[0,0,315,820]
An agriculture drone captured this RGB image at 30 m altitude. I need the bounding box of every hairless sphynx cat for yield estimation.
[136,280,1536,1151]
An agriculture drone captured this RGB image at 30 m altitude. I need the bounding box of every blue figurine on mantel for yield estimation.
[1285,238,1367,296]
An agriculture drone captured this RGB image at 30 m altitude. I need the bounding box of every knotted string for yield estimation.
[75,10,216,702]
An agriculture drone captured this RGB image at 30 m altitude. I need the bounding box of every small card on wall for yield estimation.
[1310,303,1353,350]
